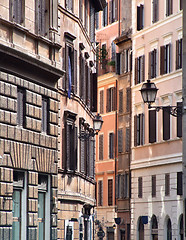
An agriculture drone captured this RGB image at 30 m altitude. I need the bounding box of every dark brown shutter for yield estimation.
[163,107,170,140]
[113,87,116,111]
[148,51,151,79]
[168,43,171,72]
[135,58,138,84]
[66,123,71,170]
[98,180,103,206]
[109,0,112,24]
[80,137,85,173]
[134,115,137,147]
[142,55,145,82]
[120,174,124,198]
[85,63,88,104]
[170,0,173,15]
[115,0,118,21]
[149,110,156,143]
[160,46,165,75]
[177,172,183,195]
[119,89,123,113]
[109,133,114,159]
[165,173,170,196]
[91,73,97,112]
[79,0,83,21]
[62,48,66,89]
[176,40,179,70]
[108,179,113,206]
[140,4,144,29]
[65,44,69,90]
[99,135,103,160]
[62,129,66,169]
[118,129,123,153]
[116,175,119,198]
[138,177,142,198]
[137,6,140,30]
[152,175,156,197]
[125,127,130,152]
[90,138,95,178]
[90,3,95,43]
[180,0,183,10]
[140,113,144,145]
[106,88,110,112]
[116,53,121,75]
[74,49,77,94]
[177,102,182,137]
[100,90,104,114]
[79,53,82,97]
[154,49,157,77]
[74,127,77,170]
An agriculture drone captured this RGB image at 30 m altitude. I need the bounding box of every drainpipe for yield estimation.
[115,79,118,208]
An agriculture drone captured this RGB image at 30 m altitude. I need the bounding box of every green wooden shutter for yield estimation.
[149,110,156,143]
[163,107,170,140]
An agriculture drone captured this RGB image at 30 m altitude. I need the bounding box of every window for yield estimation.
[165,173,170,196]
[166,0,173,16]
[66,0,73,12]
[84,0,88,30]
[99,134,104,160]
[108,179,113,206]
[102,3,108,27]
[125,127,130,153]
[138,217,144,240]
[135,55,145,84]
[101,44,107,70]
[36,0,49,36]
[42,96,49,134]
[151,215,158,240]
[111,41,116,61]
[109,0,118,24]
[134,114,144,146]
[127,224,131,240]
[152,175,156,197]
[106,87,116,112]
[90,3,95,43]
[98,180,103,206]
[95,12,99,29]
[100,90,104,114]
[137,4,144,30]
[126,88,131,112]
[119,89,123,113]
[149,110,156,143]
[152,0,159,23]
[79,0,83,21]
[163,107,170,140]
[17,87,26,127]
[109,133,114,159]
[10,0,25,25]
[180,0,183,10]
[64,39,77,97]
[116,174,129,199]
[118,129,123,153]
[177,172,183,195]
[179,215,183,240]
[64,111,77,171]
[177,102,182,137]
[148,49,157,79]
[167,218,172,240]
[160,44,171,75]
[12,171,25,240]
[176,39,182,70]
[138,177,142,198]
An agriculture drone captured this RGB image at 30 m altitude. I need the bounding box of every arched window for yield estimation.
[167,218,172,240]
[179,214,183,240]
[138,217,144,240]
[151,215,158,240]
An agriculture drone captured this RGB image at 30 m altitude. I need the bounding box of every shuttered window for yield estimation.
[137,4,144,30]
[160,44,171,75]
[90,3,95,43]
[111,41,116,61]
[65,112,77,171]
[152,0,159,23]
[176,39,182,70]
[108,179,113,206]
[177,172,183,195]
[109,0,117,24]
[11,0,24,25]
[165,173,170,196]
[149,110,156,143]
[106,87,116,112]
[79,0,83,21]
[148,49,157,79]
[102,3,108,27]
[138,177,142,198]
[89,138,95,179]
[66,0,73,12]
[99,135,104,160]
[98,180,103,206]
[91,73,98,112]
[42,96,49,134]
[84,0,88,30]
[180,0,183,10]
[126,88,130,112]
[118,129,123,153]
[125,127,130,152]
[163,107,170,141]
[134,114,144,146]
[36,0,49,36]
[119,89,123,113]
[109,133,114,159]
[100,90,104,114]
[166,0,173,16]
[17,87,26,128]
[116,53,121,75]
[95,12,99,29]
[152,175,156,197]
[135,55,145,84]
[177,102,182,138]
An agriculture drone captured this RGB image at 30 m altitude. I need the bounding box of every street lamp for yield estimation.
[140,79,183,117]
[79,113,103,140]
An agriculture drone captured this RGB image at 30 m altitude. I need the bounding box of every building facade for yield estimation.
[131,0,183,239]
[0,0,63,239]
[57,0,105,239]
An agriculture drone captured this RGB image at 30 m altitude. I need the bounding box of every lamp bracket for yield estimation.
[148,104,183,117]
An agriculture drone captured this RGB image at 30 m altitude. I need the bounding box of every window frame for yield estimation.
[17,87,26,128]
[108,179,113,206]
[109,132,114,159]
[10,0,25,25]
[41,96,49,134]
[138,177,143,198]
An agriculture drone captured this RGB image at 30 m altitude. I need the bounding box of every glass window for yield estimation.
[38,192,45,240]
[12,190,21,240]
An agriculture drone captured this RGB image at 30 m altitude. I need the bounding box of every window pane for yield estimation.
[38,192,45,240]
